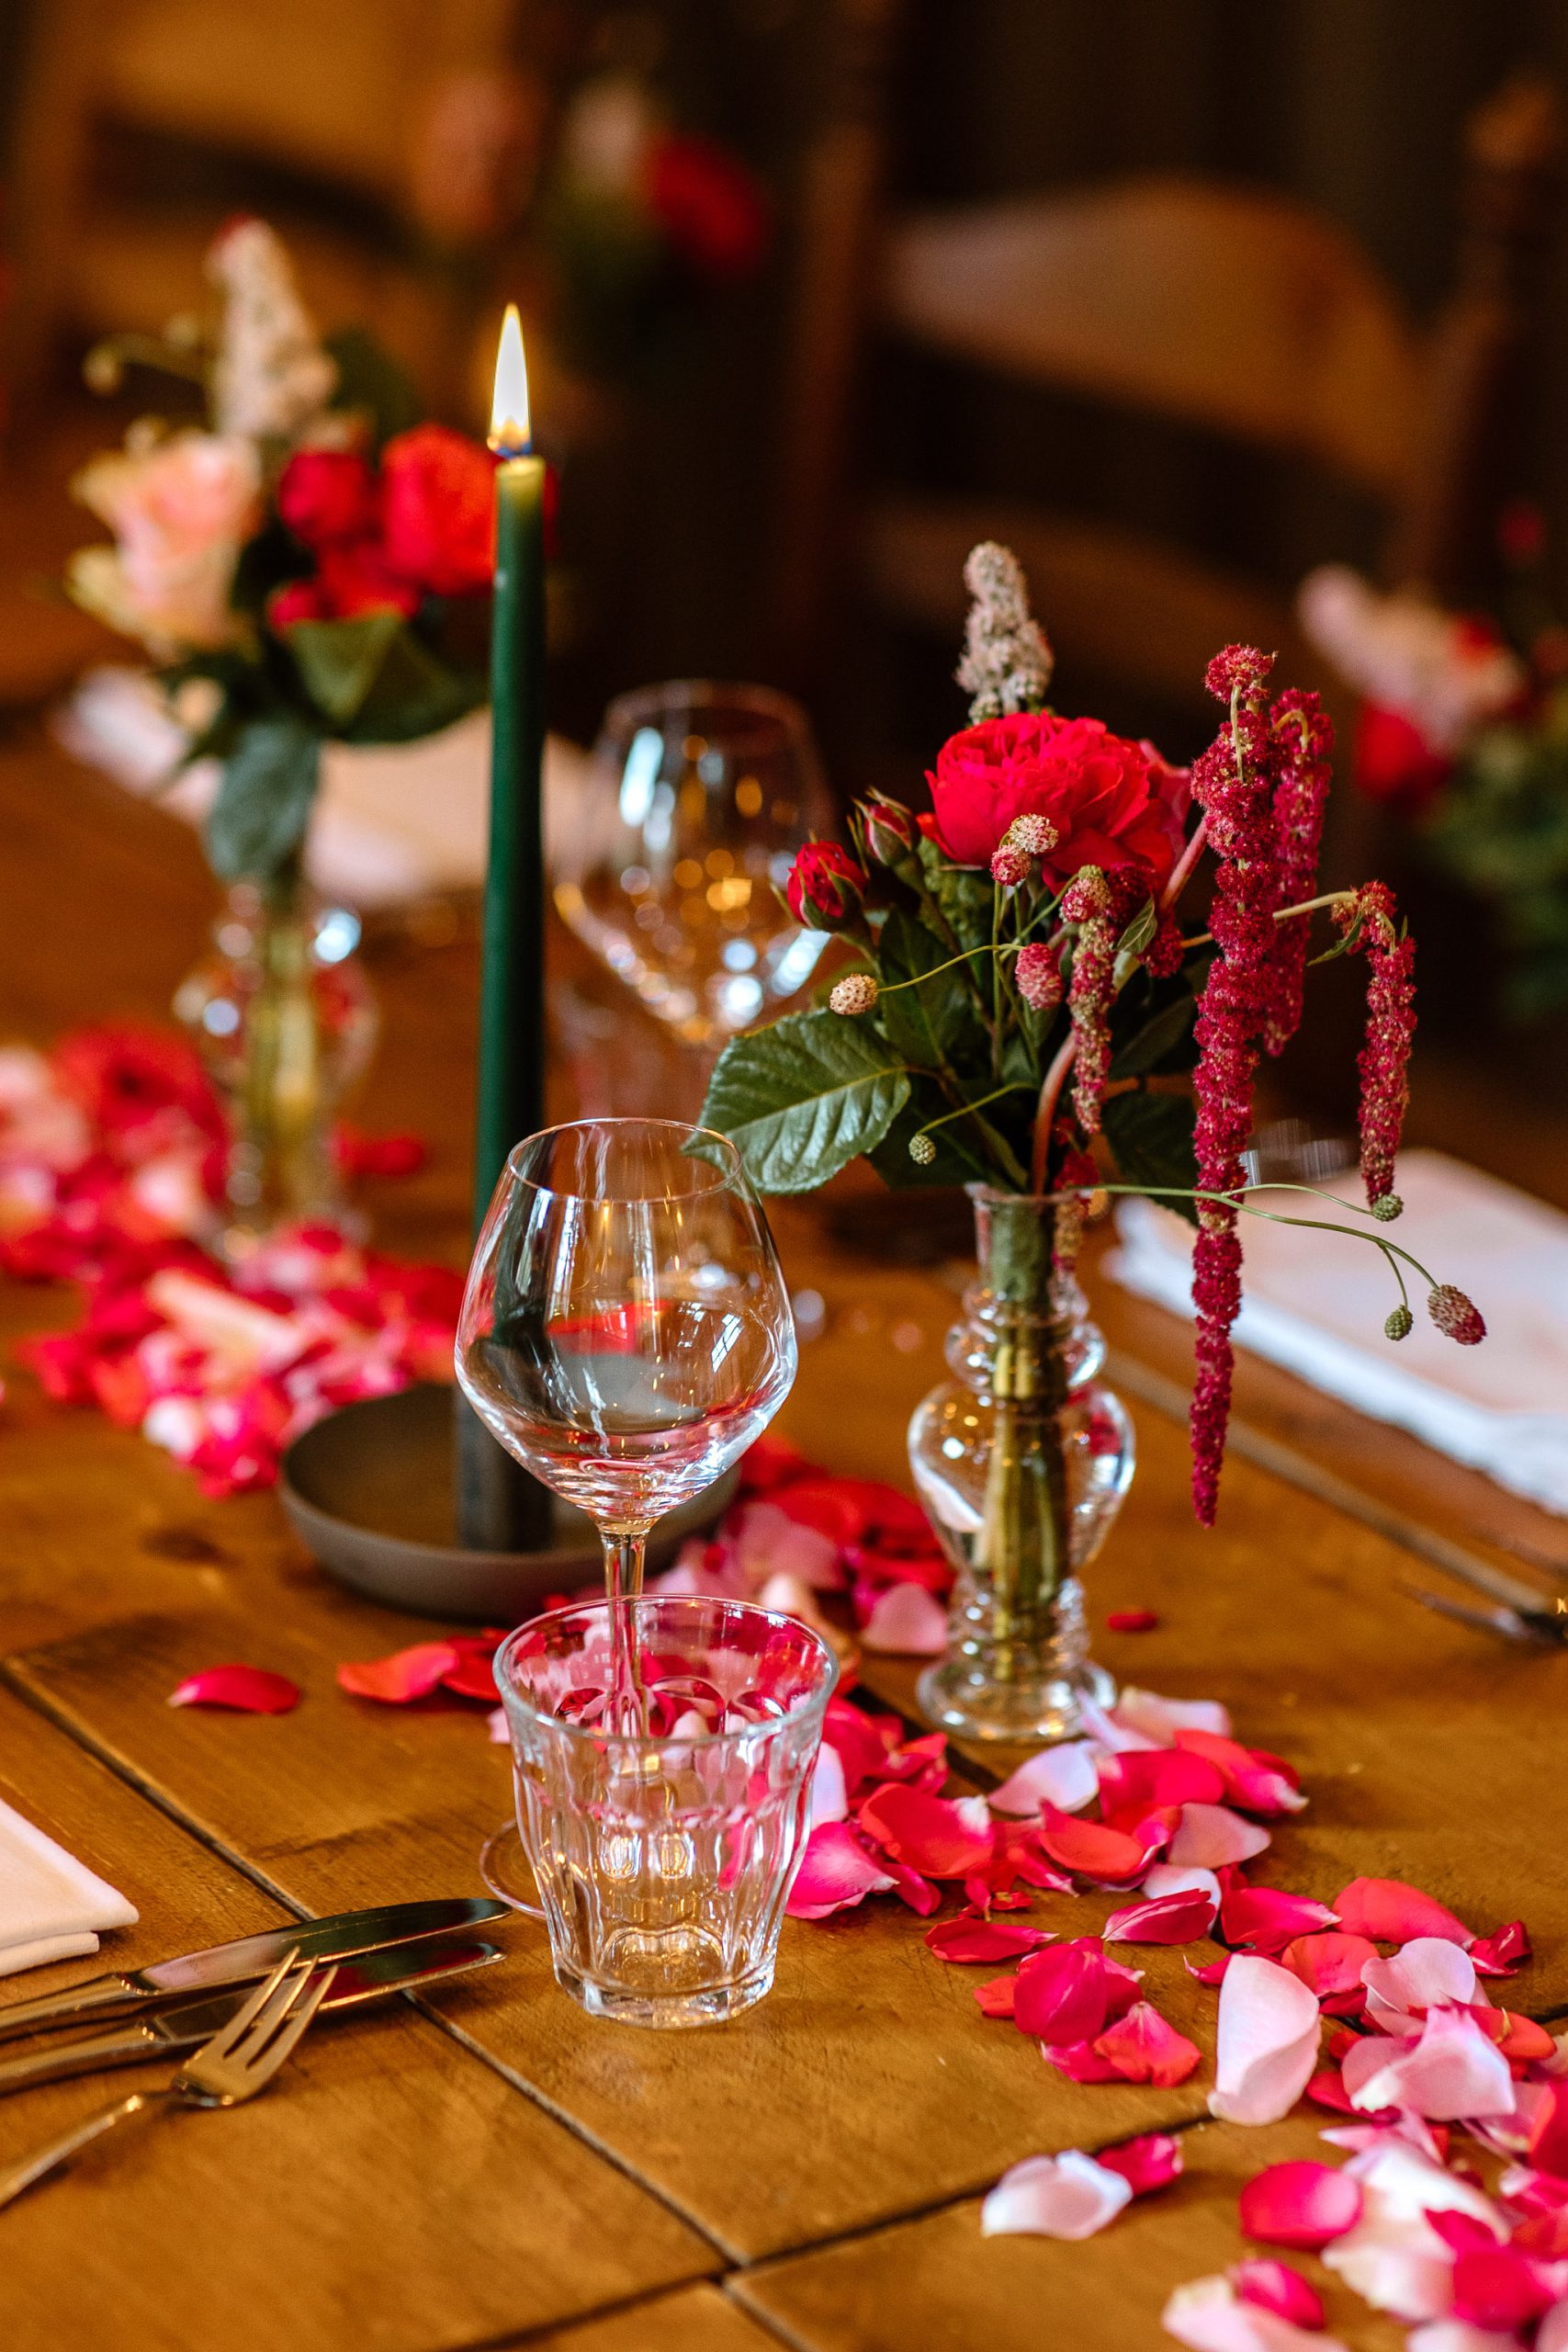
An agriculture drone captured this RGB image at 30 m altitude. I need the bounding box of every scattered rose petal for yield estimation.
[486,1705,510,1745]
[1449,2245,1557,2333]
[336,1642,460,1702]
[860,1579,948,1655]
[987,1743,1100,1817]
[1014,1941,1120,2044]
[1174,1731,1305,1816]
[1350,2005,1517,2121]
[1408,2324,1534,2352]
[924,1917,1052,1965]
[1540,2301,1568,2352]
[856,1785,994,1879]
[1169,1804,1273,1869]
[975,1974,1016,2018]
[1324,2140,1507,2322]
[1230,2260,1325,2331]
[807,1741,850,1829]
[1099,2132,1184,2196]
[1189,1952,1234,1986]
[880,1855,942,1915]
[1099,1747,1227,1813]
[1114,1687,1233,1743]
[1089,2000,1202,2086]
[1221,1886,1339,1957]
[1037,1801,1170,1885]
[1238,2162,1363,2249]
[1280,1932,1379,2013]
[980,2149,1133,2240]
[436,1639,504,1701]
[1107,1608,1159,1633]
[785,1823,895,1918]
[1333,1877,1473,1948]
[168,1663,300,1713]
[1163,2273,1349,2351]
[1361,1936,1476,2029]
[1210,1954,1324,2125]
[1104,1888,1219,1945]
[1470,1920,1531,1978]
[1145,1864,1224,1905]
[1529,2081,1568,2178]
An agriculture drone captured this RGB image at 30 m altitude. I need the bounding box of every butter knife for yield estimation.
[0,1939,503,2094]
[0,1896,510,2043]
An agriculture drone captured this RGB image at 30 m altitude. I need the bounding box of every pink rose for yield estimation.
[71,432,262,653]
[922,713,1189,888]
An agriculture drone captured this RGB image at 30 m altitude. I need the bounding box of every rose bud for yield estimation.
[858,794,918,865]
[785,842,866,928]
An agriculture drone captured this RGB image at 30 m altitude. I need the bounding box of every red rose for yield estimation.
[1352,704,1451,809]
[268,540,419,628]
[277,450,378,548]
[266,578,329,628]
[643,134,770,283]
[380,423,496,598]
[922,713,1189,888]
[786,842,865,927]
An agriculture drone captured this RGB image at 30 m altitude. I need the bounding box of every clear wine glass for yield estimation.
[456,1119,798,1725]
[552,681,834,1053]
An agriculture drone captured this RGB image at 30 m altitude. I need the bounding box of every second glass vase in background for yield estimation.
[908,1186,1134,1744]
[175,869,378,1252]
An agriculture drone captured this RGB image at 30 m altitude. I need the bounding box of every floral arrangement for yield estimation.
[67,219,498,888]
[704,545,1484,1523]
[1300,520,1568,1019]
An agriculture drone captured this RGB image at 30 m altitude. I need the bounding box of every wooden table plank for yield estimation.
[513,2284,786,2351]
[734,2111,1407,2352]
[0,1692,718,2351]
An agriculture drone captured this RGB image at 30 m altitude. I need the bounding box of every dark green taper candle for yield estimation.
[457,302,553,1552]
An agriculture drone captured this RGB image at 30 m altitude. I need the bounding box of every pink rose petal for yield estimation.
[168,1663,300,1713]
[987,1742,1100,1817]
[336,1642,460,1702]
[856,1784,994,1879]
[1210,1954,1324,2126]
[924,1917,1052,1965]
[1113,1687,1232,1743]
[1238,2161,1363,2249]
[1144,1865,1224,1905]
[1099,1747,1227,1814]
[1470,1919,1531,1978]
[1104,1888,1219,1945]
[785,1822,897,1918]
[1351,2005,1517,2122]
[980,2149,1133,2239]
[1280,1932,1379,2013]
[486,1705,510,1744]
[1540,2301,1568,2352]
[1221,1886,1339,1957]
[807,1740,850,1828]
[1408,2324,1538,2352]
[1169,1804,1273,1869]
[1333,1877,1474,1949]
[1173,1731,1306,1816]
[1037,1801,1170,1885]
[860,1579,948,1655]
[1229,2260,1325,2331]
[1163,2274,1349,2351]
[1099,2132,1184,2196]
[1090,2000,1201,2086]
[1361,1936,1477,2029]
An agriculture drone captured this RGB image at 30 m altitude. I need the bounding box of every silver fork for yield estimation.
[0,1948,333,2209]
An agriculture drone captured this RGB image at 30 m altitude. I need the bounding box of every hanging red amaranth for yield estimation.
[1188,649,1284,1527]
[1333,882,1415,1209]
[1263,689,1334,1057]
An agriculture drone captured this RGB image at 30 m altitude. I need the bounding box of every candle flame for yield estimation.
[489,304,531,457]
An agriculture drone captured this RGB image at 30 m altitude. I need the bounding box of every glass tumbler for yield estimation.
[493,1595,838,2028]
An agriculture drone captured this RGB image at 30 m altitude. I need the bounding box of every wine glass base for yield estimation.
[558,1953,776,2030]
[916,1657,1117,1746]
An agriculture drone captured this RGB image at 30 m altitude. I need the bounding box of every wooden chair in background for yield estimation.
[769,37,1563,737]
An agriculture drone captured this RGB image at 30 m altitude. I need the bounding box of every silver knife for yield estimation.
[0,1897,510,2043]
[0,1939,503,2096]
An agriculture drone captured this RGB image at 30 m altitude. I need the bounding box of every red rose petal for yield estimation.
[924,1917,1052,1965]
[1332,1874,1474,1948]
[1037,1801,1170,1885]
[1098,1747,1226,1814]
[1089,2000,1201,2087]
[1471,1919,1532,1977]
[1106,1609,1159,1633]
[785,1823,896,1919]
[1229,2259,1325,2331]
[1219,1885,1339,1956]
[1280,1930,1379,2014]
[1450,2246,1556,2333]
[975,1974,1017,2018]
[1172,1730,1305,1817]
[1529,2081,1568,2179]
[336,1642,460,1702]
[1103,1888,1218,1946]
[168,1664,300,1714]
[437,1639,504,1701]
[1014,1942,1112,2044]
[856,1784,994,1879]
[1238,2160,1363,2249]
[1098,2132,1184,2197]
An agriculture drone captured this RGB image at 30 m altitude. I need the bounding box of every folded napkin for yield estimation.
[54,666,596,912]
[0,1798,139,1976]
[1105,1148,1568,1516]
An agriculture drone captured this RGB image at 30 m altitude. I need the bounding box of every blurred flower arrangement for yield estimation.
[66,219,501,1239]
[703,547,1483,1739]
[1300,514,1568,1019]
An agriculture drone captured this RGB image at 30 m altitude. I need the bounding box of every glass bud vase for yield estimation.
[908,1186,1134,1744]
[175,868,378,1252]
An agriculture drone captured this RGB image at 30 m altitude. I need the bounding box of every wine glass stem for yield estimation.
[603,1530,648,1731]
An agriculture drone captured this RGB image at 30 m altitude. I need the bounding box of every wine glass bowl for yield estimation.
[553,681,833,1050]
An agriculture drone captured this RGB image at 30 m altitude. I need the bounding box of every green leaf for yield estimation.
[876,905,987,1071]
[325,327,423,447]
[206,716,321,882]
[285,614,483,741]
[1101,1090,1200,1223]
[1110,988,1197,1079]
[698,1010,909,1194]
[1116,894,1158,958]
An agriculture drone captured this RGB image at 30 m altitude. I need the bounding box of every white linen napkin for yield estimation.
[1104,1148,1568,1517]
[0,1798,139,1976]
[53,666,596,912]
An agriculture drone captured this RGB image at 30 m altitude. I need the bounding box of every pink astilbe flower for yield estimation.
[1188,662,1284,1525]
[1333,882,1415,1208]
[1263,689,1334,1055]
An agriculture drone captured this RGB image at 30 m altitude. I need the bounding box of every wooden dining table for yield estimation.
[0,719,1564,2352]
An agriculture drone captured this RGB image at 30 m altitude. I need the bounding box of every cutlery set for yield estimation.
[0,1896,510,2206]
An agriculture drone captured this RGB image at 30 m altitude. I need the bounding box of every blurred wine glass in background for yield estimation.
[552,681,833,1057]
